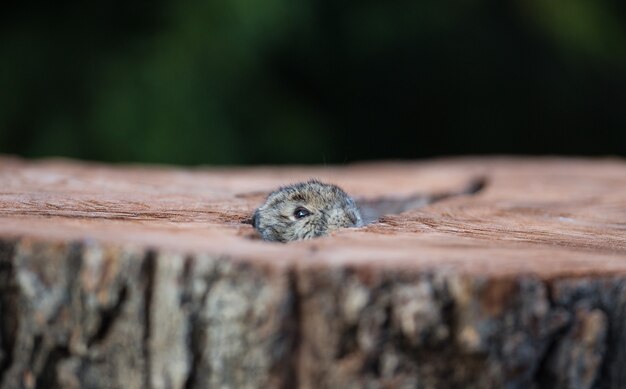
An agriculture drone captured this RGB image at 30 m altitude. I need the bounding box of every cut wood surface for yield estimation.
[0,155,625,389]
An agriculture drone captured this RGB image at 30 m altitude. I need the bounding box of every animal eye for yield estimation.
[294,207,311,219]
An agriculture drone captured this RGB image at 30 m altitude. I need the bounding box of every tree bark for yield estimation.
[0,156,625,389]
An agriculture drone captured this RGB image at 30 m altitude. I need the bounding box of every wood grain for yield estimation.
[0,156,624,277]
[0,155,625,388]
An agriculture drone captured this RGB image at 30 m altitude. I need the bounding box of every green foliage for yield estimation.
[525,0,626,62]
[1,0,625,164]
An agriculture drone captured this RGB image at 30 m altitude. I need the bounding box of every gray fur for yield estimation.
[253,180,362,242]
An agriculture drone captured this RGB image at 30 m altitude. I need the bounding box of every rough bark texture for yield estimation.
[0,155,625,389]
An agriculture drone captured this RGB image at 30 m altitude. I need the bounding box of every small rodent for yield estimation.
[253,180,363,242]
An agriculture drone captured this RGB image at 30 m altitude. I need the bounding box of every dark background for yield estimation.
[1,0,625,165]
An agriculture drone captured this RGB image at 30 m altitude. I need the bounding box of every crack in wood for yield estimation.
[357,177,487,225]
[0,241,17,386]
[141,251,156,389]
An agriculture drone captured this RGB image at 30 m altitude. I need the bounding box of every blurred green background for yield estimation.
[1,0,625,165]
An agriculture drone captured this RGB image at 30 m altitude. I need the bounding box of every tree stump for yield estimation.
[0,155,625,389]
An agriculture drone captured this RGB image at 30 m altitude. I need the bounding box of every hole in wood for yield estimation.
[242,177,486,232]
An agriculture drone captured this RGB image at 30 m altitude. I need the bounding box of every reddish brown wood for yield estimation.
[0,156,625,388]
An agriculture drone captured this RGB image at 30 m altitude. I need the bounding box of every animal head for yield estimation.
[253,180,362,242]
